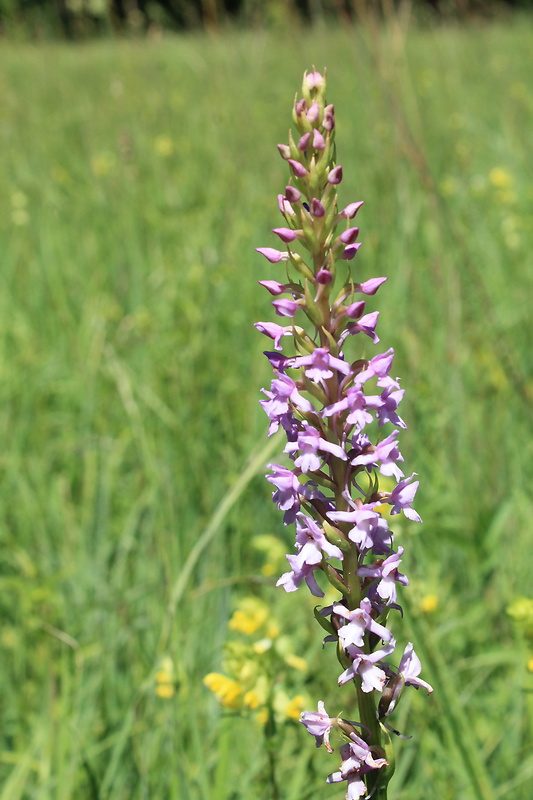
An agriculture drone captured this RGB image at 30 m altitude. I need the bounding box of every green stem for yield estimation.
[356,684,388,799]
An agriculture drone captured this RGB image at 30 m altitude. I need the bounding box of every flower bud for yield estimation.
[303,70,324,92]
[272,298,299,318]
[323,104,335,131]
[311,199,325,218]
[327,165,343,185]
[346,301,366,319]
[278,194,295,218]
[298,132,311,151]
[356,277,388,295]
[285,185,301,203]
[306,102,320,124]
[294,98,306,117]
[341,242,362,261]
[256,247,289,263]
[316,268,333,285]
[288,159,308,179]
[340,227,359,244]
[273,227,298,243]
[258,280,286,296]
[313,129,326,150]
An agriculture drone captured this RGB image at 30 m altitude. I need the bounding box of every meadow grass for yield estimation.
[0,16,532,800]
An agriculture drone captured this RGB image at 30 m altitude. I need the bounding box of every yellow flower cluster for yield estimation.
[204,596,309,724]
[11,191,29,226]
[488,167,516,204]
[507,597,533,670]
[155,656,175,699]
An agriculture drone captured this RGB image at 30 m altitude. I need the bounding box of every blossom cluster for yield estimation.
[204,595,311,725]
[256,70,432,799]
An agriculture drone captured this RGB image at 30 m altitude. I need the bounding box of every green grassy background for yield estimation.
[0,16,532,800]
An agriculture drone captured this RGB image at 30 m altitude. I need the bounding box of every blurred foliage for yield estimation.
[1,0,533,39]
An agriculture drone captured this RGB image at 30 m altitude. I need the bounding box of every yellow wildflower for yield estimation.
[229,597,269,635]
[156,683,175,699]
[243,689,261,709]
[256,708,269,725]
[253,534,287,576]
[507,597,533,625]
[439,177,457,197]
[155,656,175,698]
[273,689,310,721]
[252,637,273,654]
[266,621,280,639]
[527,655,533,673]
[489,167,513,190]
[91,153,114,177]
[285,695,307,720]
[420,594,438,614]
[154,136,174,157]
[284,653,308,672]
[203,673,242,708]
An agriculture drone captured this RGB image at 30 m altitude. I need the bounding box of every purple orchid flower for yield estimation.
[285,423,347,474]
[254,69,431,800]
[322,386,374,430]
[334,597,394,650]
[398,643,434,694]
[387,473,422,522]
[266,464,303,524]
[358,548,409,605]
[300,701,336,752]
[351,430,405,481]
[254,321,291,351]
[338,640,396,691]
[329,506,391,553]
[277,513,343,597]
[290,347,351,382]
